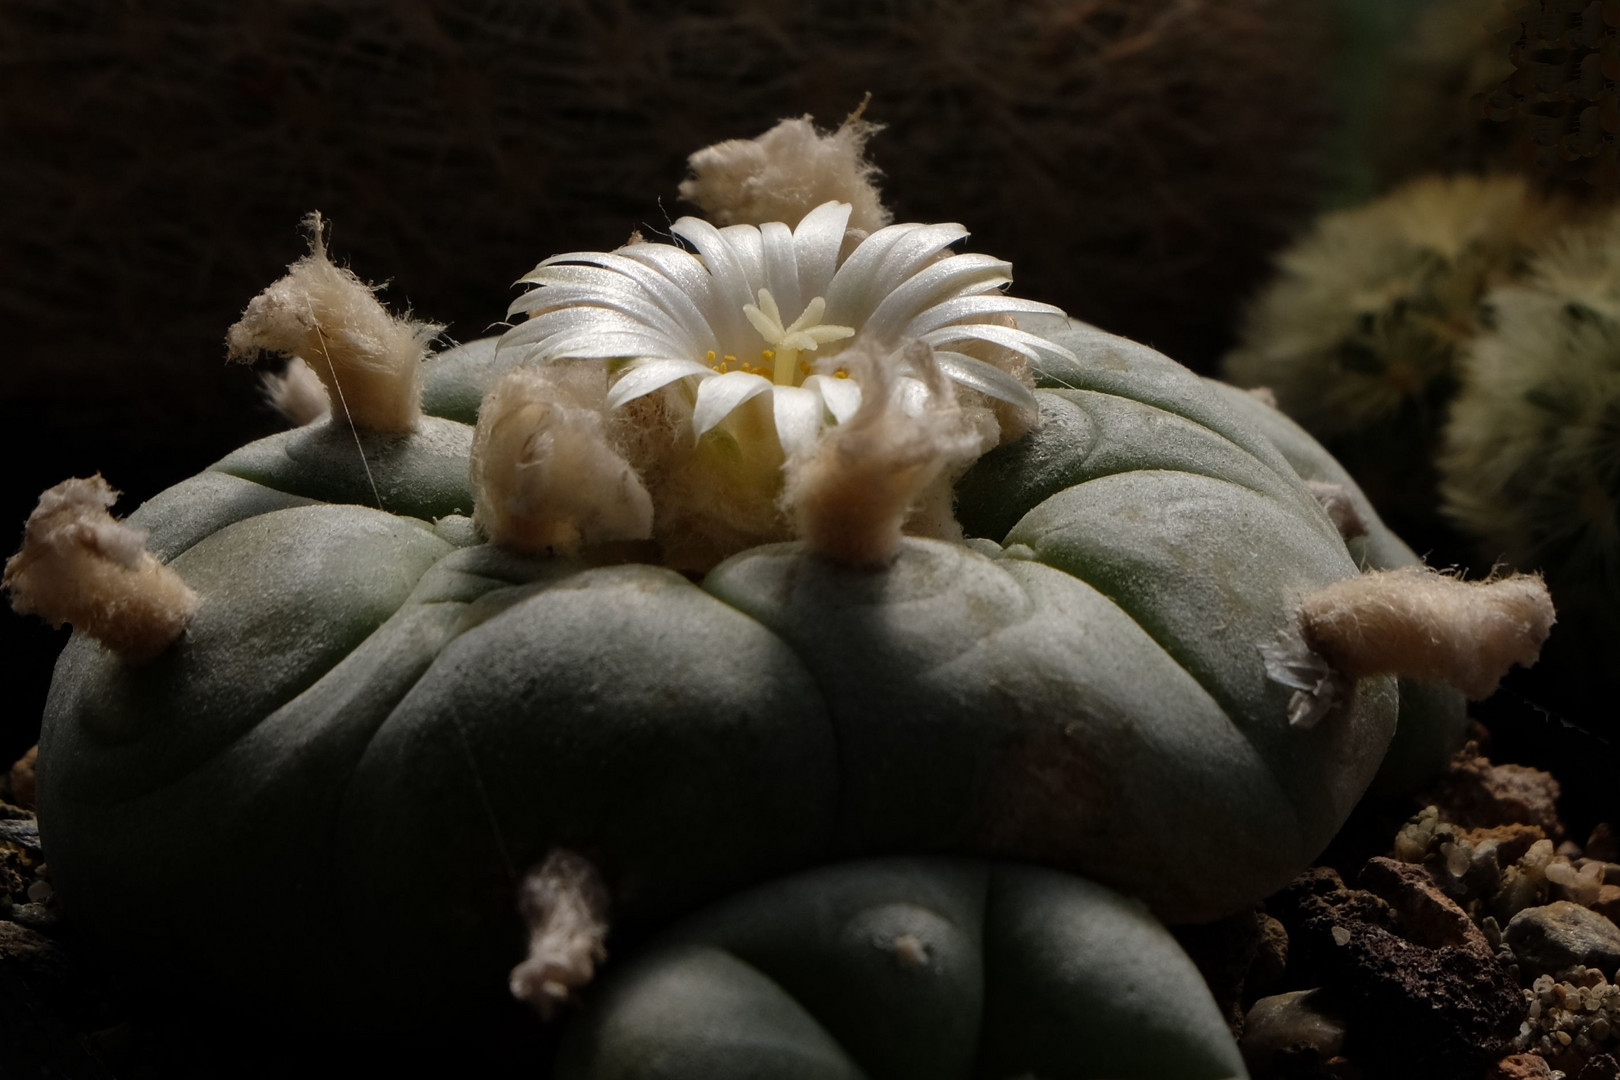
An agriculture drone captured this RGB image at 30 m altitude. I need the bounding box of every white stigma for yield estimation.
[742,288,855,386]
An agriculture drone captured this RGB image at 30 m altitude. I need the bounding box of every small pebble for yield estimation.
[1507,902,1620,980]
[25,879,52,904]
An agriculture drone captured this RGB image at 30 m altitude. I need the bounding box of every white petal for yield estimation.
[507,286,695,352]
[923,322,1078,366]
[606,358,714,410]
[821,222,918,324]
[522,331,692,364]
[501,308,688,358]
[804,373,862,423]
[671,217,758,344]
[719,224,765,290]
[861,254,1014,343]
[533,249,717,346]
[825,223,970,328]
[514,264,627,293]
[692,370,773,438]
[932,351,1040,417]
[616,244,720,307]
[898,295,1067,337]
[522,248,623,277]
[793,202,853,297]
[772,384,824,458]
[759,221,803,319]
[869,223,970,297]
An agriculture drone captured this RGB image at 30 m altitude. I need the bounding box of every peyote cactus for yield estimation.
[6,124,1554,1046]
[1223,173,1577,546]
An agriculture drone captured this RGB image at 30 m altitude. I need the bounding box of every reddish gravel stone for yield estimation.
[1423,744,1563,839]
[1359,857,1490,952]
[1487,1053,1555,1079]
[1271,868,1522,1079]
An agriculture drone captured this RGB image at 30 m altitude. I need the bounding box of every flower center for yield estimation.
[739,288,856,386]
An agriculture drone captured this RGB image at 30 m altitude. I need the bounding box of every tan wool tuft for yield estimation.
[470,366,654,556]
[680,109,892,234]
[3,476,199,665]
[509,849,610,1021]
[1305,480,1369,542]
[783,342,988,567]
[1297,567,1555,700]
[261,356,332,427]
[225,212,441,433]
[1247,386,1280,410]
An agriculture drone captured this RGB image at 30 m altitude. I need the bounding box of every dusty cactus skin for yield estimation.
[1203,379,1468,795]
[555,858,1249,1080]
[33,315,1412,1028]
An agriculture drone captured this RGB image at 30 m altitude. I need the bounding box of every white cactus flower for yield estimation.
[500,201,1067,457]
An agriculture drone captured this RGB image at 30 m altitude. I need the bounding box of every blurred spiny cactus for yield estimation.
[1442,207,1620,627]
[1224,174,1578,545]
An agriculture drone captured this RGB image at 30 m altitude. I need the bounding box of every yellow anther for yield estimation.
[835,368,850,379]
[723,355,737,366]
[707,350,716,362]
[762,349,776,362]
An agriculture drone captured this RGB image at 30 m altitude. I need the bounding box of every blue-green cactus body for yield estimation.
[38,320,1421,1026]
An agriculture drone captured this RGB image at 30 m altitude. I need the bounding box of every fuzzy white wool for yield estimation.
[783,342,989,567]
[681,113,892,234]
[1297,567,1555,700]
[226,213,441,433]
[509,850,610,1021]
[3,475,199,664]
[471,366,654,555]
[261,357,332,427]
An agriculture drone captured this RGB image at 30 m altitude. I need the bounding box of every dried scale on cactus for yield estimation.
[3,115,1557,1077]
